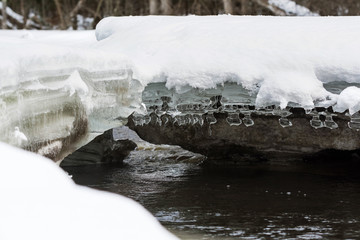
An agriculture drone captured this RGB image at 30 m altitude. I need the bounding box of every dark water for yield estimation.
[64,153,360,240]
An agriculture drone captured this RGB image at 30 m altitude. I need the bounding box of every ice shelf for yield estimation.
[2,16,360,160]
[0,68,144,161]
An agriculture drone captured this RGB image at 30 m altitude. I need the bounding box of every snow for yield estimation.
[334,87,360,115]
[269,0,319,16]
[96,15,360,111]
[0,142,177,240]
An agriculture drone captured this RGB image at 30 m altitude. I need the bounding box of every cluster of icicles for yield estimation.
[132,95,360,131]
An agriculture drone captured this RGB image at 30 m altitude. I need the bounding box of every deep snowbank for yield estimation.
[96,15,360,112]
[0,142,176,240]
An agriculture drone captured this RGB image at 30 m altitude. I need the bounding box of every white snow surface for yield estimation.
[96,15,360,111]
[334,86,360,114]
[0,142,177,240]
[269,0,319,16]
[0,30,130,89]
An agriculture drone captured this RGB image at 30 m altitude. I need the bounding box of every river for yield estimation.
[63,145,360,240]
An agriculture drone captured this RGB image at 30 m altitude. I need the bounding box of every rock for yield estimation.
[128,108,360,165]
[60,129,137,167]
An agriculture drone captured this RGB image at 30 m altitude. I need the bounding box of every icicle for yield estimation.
[191,114,199,125]
[175,115,186,126]
[161,96,172,111]
[172,115,177,125]
[348,112,360,131]
[144,115,151,125]
[206,112,217,125]
[279,117,292,128]
[163,115,170,125]
[265,106,275,115]
[208,95,222,111]
[186,104,195,112]
[309,110,324,129]
[196,114,204,126]
[239,105,254,127]
[278,109,292,128]
[323,111,338,129]
[223,104,238,113]
[154,108,166,118]
[185,114,193,125]
[156,116,162,126]
[242,112,254,127]
[226,113,242,126]
[132,113,145,126]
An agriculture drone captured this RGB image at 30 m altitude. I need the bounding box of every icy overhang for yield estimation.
[2,16,360,160]
[96,15,360,113]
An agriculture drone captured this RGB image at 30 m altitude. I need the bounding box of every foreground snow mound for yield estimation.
[0,142,177,240]
[96,15,360,111]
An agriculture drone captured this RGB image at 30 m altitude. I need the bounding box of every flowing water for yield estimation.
[63,146,360,240]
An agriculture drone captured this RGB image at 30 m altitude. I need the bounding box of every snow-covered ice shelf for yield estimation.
[96,16,360,113]
[1,15,360,160]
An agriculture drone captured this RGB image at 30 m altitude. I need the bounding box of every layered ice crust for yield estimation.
[0,31,144,160]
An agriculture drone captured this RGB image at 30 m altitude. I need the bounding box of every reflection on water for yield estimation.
[64,150,360,240]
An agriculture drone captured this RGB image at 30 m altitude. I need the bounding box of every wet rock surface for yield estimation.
[61,129,137,167]
[128,108,360,165]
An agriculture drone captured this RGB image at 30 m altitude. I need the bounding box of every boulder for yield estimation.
[128,108,360,165]
[60,129,137,167]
